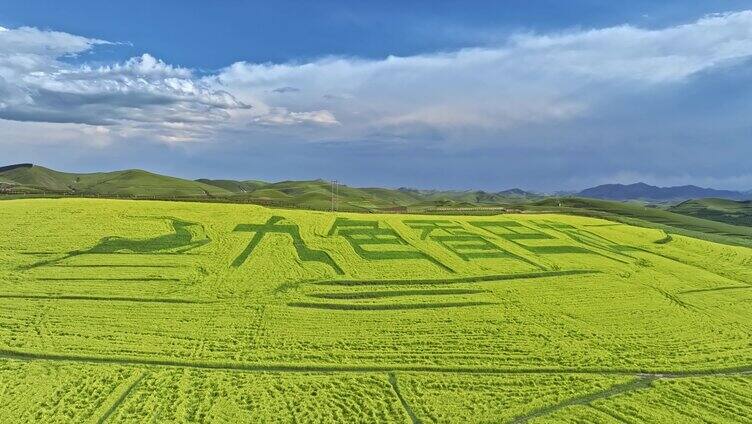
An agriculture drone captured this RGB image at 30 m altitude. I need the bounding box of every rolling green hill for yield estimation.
[201,179,425,211]
[530,197,752,247]
[0,164,231,197]
[669,198,752,227]
[398,187,541,204]
[198,178,541,211]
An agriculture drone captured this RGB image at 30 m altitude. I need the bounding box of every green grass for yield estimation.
[530,197,752,248]
[669,198,752,227]
[0,198,751,422]
[0,164,231,197]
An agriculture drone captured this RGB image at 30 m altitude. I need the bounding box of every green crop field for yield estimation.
[1,198,751,422]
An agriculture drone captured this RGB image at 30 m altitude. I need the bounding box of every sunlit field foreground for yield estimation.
[1,198,751,422]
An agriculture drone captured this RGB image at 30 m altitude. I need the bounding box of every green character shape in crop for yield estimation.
[233,216,344,274]
[328,217,452,272]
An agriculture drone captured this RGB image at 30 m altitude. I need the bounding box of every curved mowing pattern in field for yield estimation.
[313,269,599,286]
[288,301,497,310]
[1,199,752,422]
[300,270,597,311]
[232,215,343,274]
[309,288,489,300]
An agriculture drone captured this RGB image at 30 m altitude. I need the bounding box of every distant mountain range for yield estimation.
[578,182,751,202]
[2,164,749,207]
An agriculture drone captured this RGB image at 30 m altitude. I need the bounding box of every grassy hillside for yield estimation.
[195,178,267,193]
[201,179,425,211]
[669,198,752,227]
[399,187,541,204]
[529,197,752,248]
[0,164,231,197]
[199,177,542,210]
[0,198,751,421]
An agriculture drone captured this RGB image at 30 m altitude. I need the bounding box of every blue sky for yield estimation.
[1,1,752,191]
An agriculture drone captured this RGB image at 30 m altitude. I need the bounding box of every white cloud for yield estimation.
[253,108,339,126]
[213,10,752,140]
[0,27,248,140]
[3,11,752,145]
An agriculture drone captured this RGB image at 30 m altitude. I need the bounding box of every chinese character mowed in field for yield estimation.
[328,218,452,272]
[233,216,343,274]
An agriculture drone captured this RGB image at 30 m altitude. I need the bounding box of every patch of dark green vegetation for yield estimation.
[287,301,496,310]
[232,215,343,274]
[654,232,673,244]
[309,288,488,300]
[315,269,599,287]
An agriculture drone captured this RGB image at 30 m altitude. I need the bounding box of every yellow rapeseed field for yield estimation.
[1,198,751,422]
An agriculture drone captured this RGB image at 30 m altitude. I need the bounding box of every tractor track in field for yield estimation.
[53,264,187,268]
[96,371,147,424]
[34,277,181,282]
[679,285,752,295]
[510,376,658,423]
[388,372,422,424]
[1,348,751,380]
[0,294,207,304]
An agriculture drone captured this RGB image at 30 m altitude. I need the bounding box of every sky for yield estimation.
[1,1,752,192]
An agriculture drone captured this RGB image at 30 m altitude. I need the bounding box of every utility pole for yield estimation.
[331,180,338,212]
